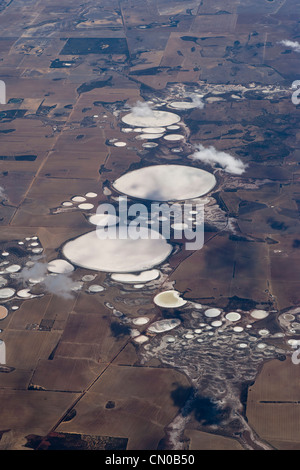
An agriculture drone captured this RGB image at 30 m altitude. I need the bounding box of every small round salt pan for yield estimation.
[132,317,149,326]
[225,312,241,322]
[165,335,175,343]
[170,101,197,110]
[133,335,149,344]
[233,326,244,333]
[1,252,9,257]
[194,329,202,334]
[72,196,86,203]
[88,213,119,227]
[238,343,248,348]
[257,343,267,349]
[85,192,98,198]
[250,309,269,319]
[122,128,134,133]
[62,201,73,207]
[88,284,104,293]
[114,142,127,147]
[32,248,43,254]
[142,142,158,149]
[143,127,166,134]
[163,134,184,141]
[136,133,163,140]
[81,274,97,282]
[131,329,140,338]
[185,333,194,339]
[154,290,187,308]
[0,288,15,299]
[17,289,32,298]
[204,308,221,318]
[47,259,74,274]
[258,329,269,336]
[78,203,94,210]
[5,264,21,273]
[211,320,222,327]
[282,313,295,322]
[167,125,180,130]
[0,306,8,320]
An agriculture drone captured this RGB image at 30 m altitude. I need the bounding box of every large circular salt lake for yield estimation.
[62,227,172,273]
[121,110,180,128]
[113,164,216,202]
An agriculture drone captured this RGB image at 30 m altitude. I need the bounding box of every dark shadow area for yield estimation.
[171,385,230,426]
[110,321,131,338]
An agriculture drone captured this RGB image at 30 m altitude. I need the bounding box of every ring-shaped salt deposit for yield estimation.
[122,110,180,128]
[204,308,221,318]
[153,290,187,308]
[62,227,172,273]
[17,289,32,299]
[0,288,15,299]
[258,329,269,336]
[225,312,241,322]
[250,309,269,319]
[47,259,74,274]
[113,164,216,202]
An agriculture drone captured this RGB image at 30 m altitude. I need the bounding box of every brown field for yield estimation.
[184,429,243,450]
[56,365,191,450]
[0,0,299,451]
[247,358,300,449]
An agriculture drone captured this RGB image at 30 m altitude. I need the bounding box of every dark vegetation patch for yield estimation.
[60,38,129,56]
[25,432,128,450]
[0,155,37,161]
